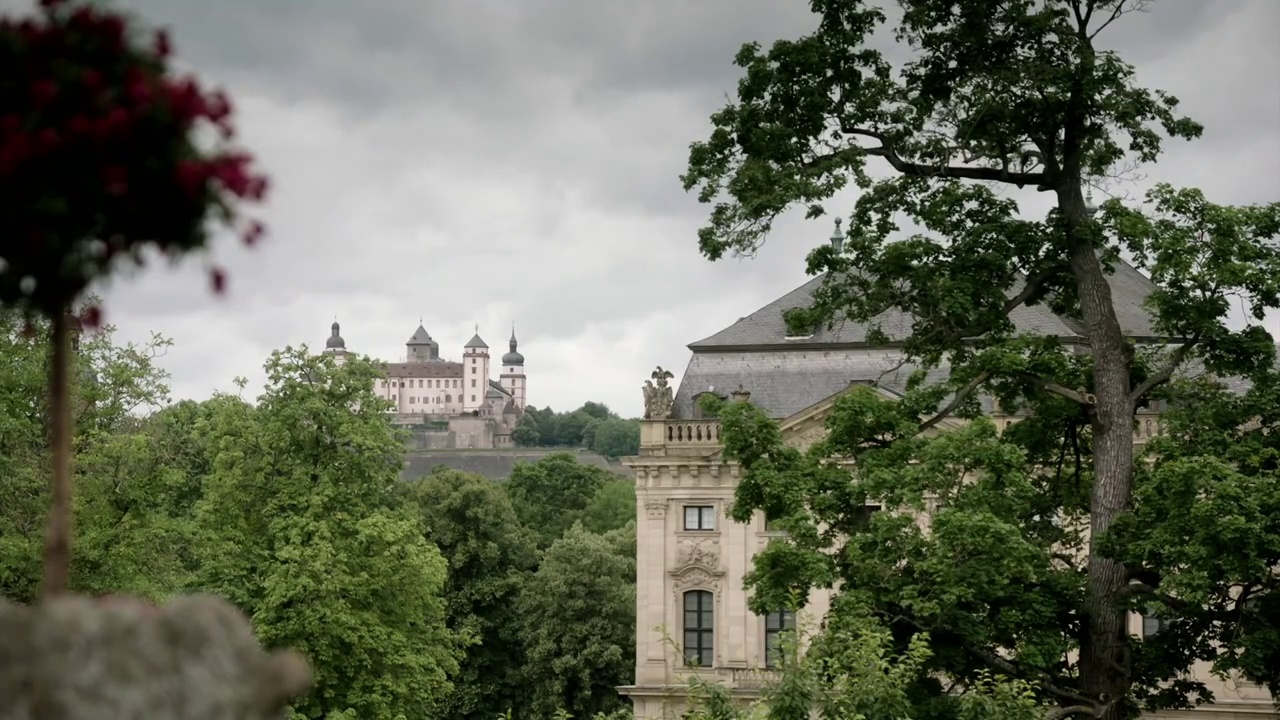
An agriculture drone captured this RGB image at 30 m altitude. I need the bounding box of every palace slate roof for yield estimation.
[673,258,1174,419]
[688,259,1159,351]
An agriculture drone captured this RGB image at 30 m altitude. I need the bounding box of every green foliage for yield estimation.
[518,523,636,720]
[193,348,460,719]
[0,321,639,719]
[684,1,1280,716]
[592,418,641,458]
[505,452,621,548]
[513,402,638,454]
[579,479,637,535]
[0,306,177,603]
[676,608,1045,720]
[402,468,540,720]
[1103,368,1280,699]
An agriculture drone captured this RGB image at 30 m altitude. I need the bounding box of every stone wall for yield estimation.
[402,448,631,481]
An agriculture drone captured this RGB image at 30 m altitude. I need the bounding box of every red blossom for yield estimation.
[101,164,128,195]
[245,175,269,201]
[78,304,102,329]
[210,266,226,295]
[164,76,208,123]
[210,152,253,195]
[1,0,268,316]
[175,159,209,197]
[125,68,152,106]
[65,114,91,137]
[35,128,60,153]
[80,68,103,93]
[242,220,265,246]
[154,28,171,58]
[30,79,58,107]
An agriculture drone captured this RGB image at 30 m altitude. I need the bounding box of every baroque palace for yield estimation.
[621,226,1274,719]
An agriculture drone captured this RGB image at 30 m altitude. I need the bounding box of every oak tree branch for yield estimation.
[842,126,1051,189]
[1129,339,1197,404]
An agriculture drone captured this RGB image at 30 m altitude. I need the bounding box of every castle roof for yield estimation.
[407,325,435,346]
[502,327,524,365]
[673,257,1168,420]
[383,361,463,379]
[326,321,346,350]
[465,333,488,349]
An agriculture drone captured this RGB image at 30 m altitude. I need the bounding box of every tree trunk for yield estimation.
[42,311,73,598]
[1060,184,1135,719]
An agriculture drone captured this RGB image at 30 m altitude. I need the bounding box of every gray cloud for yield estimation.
[3,0,1271,416]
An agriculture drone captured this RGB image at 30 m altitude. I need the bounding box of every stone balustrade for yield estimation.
[729,667,781,688]
[640,420,722,449]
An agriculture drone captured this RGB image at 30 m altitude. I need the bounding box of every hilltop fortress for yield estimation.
[322,321,527,448]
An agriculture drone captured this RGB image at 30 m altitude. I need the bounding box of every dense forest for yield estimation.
[0,312,636,720]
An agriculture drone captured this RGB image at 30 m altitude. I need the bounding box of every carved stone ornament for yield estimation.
[645,500,667,519]
[788,421,828,450]
[674,538,722,573]
[671,567,724,594]
[0,593,312,719]
[642,366,676,420]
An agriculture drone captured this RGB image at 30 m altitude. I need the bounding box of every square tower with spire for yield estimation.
[462,325,490,412]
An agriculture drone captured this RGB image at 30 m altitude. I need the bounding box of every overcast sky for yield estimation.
[14,0,1279,417]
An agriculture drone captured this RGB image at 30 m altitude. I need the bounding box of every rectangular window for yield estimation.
[683,591,714,668]
[1142,609,1170,638]
[418,379,423,388]
[409,397,416,404]
[470,395,476,402]
[471,379,477,388]
[684,506,715,531]
[764,609,796,668]
[471,366,476,374]
[853,504,882,531]
[764,511,784,532]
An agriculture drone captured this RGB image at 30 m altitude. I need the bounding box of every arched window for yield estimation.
[683,590,714,668]
[764,609,796,668]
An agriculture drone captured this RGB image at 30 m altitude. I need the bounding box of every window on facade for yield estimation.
[409,397,416,404]
[853,504,882,531]
[470,395,475,402]
[684,506,715,531]
[471,379,477,388]
[445,394,452,403]
[763,511,784,532]
[764,609,796,668]
[1142,606,1171,638]
[683,590,714,668]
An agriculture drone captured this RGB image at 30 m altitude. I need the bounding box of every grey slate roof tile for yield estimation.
[689,257,1159,350]
[671,258,1270,421]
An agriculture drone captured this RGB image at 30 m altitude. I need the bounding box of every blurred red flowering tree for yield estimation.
[0,0,268,598]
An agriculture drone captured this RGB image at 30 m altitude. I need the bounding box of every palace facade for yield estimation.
[622,238,1273,718]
